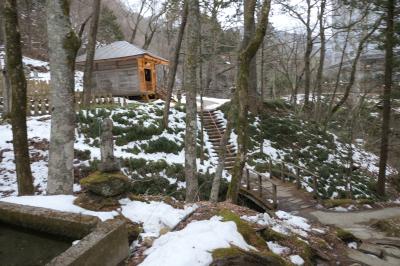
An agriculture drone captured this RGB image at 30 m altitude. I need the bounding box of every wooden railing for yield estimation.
[264,159,320,198]
[240,158,321,210]
[243,167,278,209]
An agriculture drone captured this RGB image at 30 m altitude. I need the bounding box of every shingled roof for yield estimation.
[75,41,168,63]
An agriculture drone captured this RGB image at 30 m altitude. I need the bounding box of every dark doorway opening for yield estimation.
[144,69,152,82]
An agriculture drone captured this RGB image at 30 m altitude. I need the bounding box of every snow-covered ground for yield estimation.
[140,216,253,266]
[0,193,328,266]
[1,195,117,221]
[119,199,197,238]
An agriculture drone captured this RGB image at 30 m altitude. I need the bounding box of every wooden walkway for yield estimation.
[202,108,318,212]
[240,168,317,213]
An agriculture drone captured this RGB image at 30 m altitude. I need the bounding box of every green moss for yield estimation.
[212,247,289,266]
[260,228,287,242]
[371,217,400,237]
[212,247,244,259]
[323,199,353,208]
[218,209,266,250]
[291,238,313,265]
[80,171,127,186]
[336,228,358,243]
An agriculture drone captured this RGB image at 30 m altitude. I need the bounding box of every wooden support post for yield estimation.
[123,97,127,107]
[296,167,301,190]
[272,184,278,209]
[26,97,31,116]
[280,162,284,181]
[269,159,273,178]
[40,96,46,115]
[33,97,39,116]
[313,175,318,198]
[246,168,250,190]
[258,174,262,197]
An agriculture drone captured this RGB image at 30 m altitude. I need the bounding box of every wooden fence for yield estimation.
[1,79,129,116]
[26,92,128,116]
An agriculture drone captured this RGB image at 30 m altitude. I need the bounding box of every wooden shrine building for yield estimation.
[76,41,168,97]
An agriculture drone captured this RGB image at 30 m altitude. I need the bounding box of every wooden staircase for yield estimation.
[202,110,236,170]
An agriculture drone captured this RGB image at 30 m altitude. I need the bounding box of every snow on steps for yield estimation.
[201,109,236,170]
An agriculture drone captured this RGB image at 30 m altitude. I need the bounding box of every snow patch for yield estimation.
[140,216,254,266]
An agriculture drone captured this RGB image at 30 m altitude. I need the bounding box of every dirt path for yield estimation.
[309,208,400,265]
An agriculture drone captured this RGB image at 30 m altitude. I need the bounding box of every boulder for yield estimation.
[80,171,130,197]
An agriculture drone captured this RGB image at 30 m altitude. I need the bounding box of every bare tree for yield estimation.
[3,0,34,195]
[330,16,383,115]
[162,0,188,129]
[83,0,101,106]
[46,0,81,195]
[279,0,319,107]
[128,0,147,44]
[227,0,272,203]
[142,3,167,49]
[184,0,200,203]
[377,0,395,197]
[314,0,326,121]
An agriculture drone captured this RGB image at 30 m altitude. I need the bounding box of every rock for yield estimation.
[80,171,130,197]
[211,248,287,266]
[159,227,170,236]
[74,192,120,211]
[142,237,155,247]
[358,243,384,258]
[114,215,143,244]
[98,118,120,172]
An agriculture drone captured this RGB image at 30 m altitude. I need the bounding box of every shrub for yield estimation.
[74,149,91,161]
[143,137,182,154]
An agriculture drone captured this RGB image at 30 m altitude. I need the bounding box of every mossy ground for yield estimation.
[336,228,358,243]
[211,247,288,266]
[371,216,400,237]
[218,209,266,250]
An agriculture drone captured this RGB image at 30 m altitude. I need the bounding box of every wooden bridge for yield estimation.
[202,108,319,212]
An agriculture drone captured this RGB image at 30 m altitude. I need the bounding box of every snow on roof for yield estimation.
[75,41,168,63]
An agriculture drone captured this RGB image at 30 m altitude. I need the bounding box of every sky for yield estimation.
[122,0,319,32]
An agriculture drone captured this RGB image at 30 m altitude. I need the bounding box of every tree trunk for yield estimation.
[0,1,12,117]
[210,92,237,202]
[227,0,271,203]
[162,1,188,129]
[3,0,34,195]
[314,0,326,121]
[46,0,81,195]
[184,0,200,203]
[83,0,101,106]
[244,0,258,113]
[1,60,12,116]
[377,0,395,197]
[303,1,312,107]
